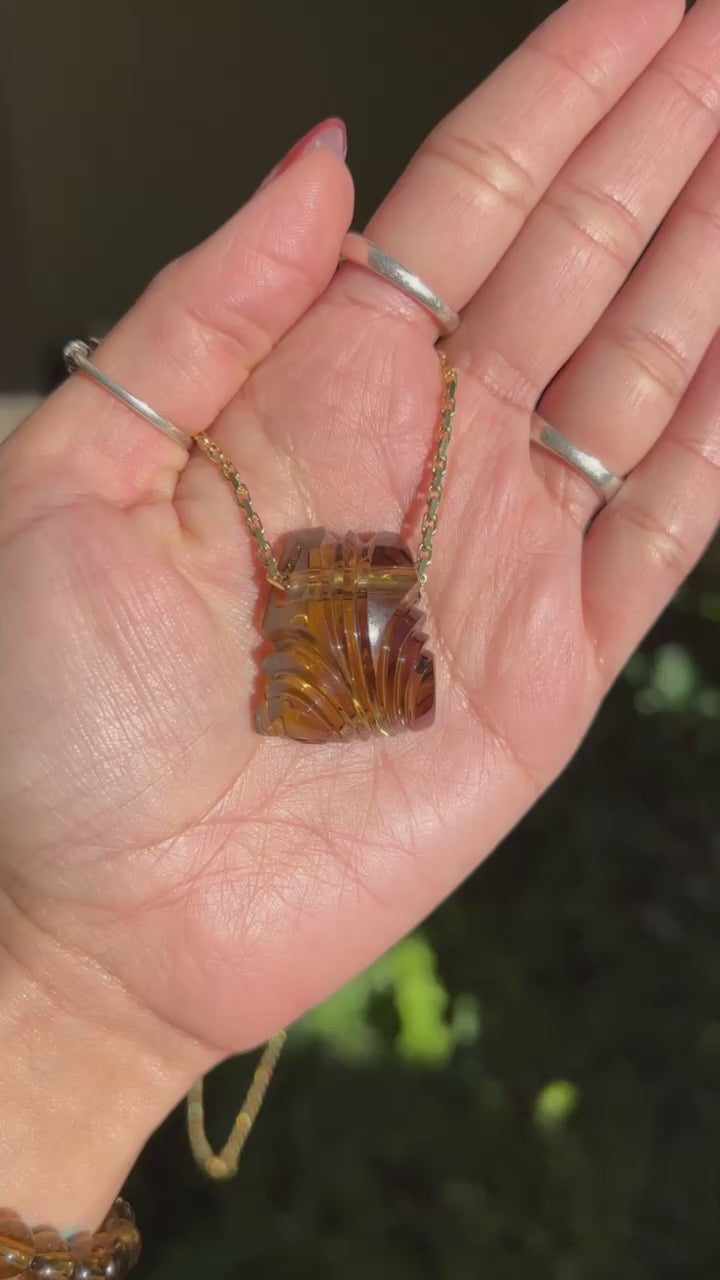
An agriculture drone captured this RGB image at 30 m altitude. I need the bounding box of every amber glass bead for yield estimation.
[102,1245,131,1280]
[68,1232,106,1280]
[0,1216,35,1278]
[30,1228,74,1279]
[256,530,435,742]
[102,1223,140,1270]
[104,1204,133,1228]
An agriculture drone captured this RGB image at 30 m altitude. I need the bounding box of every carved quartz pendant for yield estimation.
[256,529,435,742]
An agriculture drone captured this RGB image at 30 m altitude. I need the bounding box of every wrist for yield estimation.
[0,896,212,1233]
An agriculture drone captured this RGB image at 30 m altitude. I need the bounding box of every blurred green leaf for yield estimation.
[391,934,454,1065]
[299,933,461,1067]
[651,644,697,707]
[297,951,396,1061]
[451,992,483,1046]
[634,643,706,715]
[699,591,720,623]
[623,652,650,687]
[697,687,720,719]
[534,1080,579,1132]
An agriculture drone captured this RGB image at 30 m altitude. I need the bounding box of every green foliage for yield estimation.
[299,932,479,1067]
[130,558,719,1279]
[534,1080,579,1132]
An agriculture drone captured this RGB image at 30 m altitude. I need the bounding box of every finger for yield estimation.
[0,129,353,510]
[454,0,720,417]
[582,330,720,678]
[537,131,720,501]
[331,0,683,332]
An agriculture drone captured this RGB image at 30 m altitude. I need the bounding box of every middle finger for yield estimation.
[331,0,683,330]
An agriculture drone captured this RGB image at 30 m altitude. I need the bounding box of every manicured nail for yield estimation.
[259,117,347,189]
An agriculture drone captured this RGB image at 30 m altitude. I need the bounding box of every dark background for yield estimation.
[1,1,718,1276]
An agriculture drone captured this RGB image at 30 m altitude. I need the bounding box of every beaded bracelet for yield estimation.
[0,1197,140,1279]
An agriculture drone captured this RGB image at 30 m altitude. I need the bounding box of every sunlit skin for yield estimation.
[0,0,719,1232]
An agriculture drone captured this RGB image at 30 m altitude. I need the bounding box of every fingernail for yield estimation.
[259,117,347,189]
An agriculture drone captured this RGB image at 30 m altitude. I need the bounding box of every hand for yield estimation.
[1,0,718,1228]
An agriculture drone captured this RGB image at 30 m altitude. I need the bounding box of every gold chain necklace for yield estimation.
[194,350,458,744]
[187,349,457,1176]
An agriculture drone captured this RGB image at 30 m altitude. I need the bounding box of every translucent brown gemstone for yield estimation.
[68,1232,106,1280]
[0,1216,35,1278]
[103,1204,133,1228]
[256,530,435,743]
[102,1245,131,1280]
[101,1224,139,1270]
[30,1228,74,1279]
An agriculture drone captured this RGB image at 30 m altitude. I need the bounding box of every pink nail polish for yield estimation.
[259,117,347,189]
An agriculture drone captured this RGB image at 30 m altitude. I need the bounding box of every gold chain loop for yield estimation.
[194,349,457,592]
[187,1031,287,1181]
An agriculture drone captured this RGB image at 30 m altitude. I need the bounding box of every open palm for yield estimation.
[2,0,719,1084]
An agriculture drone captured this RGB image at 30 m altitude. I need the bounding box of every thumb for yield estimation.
[1,119,353,513]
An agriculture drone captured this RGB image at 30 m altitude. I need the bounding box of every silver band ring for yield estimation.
[339,233,460,337]
[530,416,624,505]
[63,339,194,451]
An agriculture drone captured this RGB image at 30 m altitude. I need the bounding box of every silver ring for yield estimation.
[63,339,194,451]
[339,233,460,336]
[530,416,624,505]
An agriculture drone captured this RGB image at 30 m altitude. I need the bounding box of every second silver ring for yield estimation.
[530,417,625,505]
[339,233,460,337]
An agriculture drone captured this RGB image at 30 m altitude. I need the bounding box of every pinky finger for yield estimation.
[583,331,720,681]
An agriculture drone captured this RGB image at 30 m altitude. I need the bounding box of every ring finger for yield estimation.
[536,131,720,496]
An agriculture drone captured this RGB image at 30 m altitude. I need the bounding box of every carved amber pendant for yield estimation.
[256,529,435,742]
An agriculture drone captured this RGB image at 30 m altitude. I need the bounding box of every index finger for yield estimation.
[0,140,353,513]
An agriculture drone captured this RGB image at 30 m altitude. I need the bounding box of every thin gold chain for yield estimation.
[187,1031,287,1181]
[416,350,457,587]
[194,349,457,591]
[192,434,286,587]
